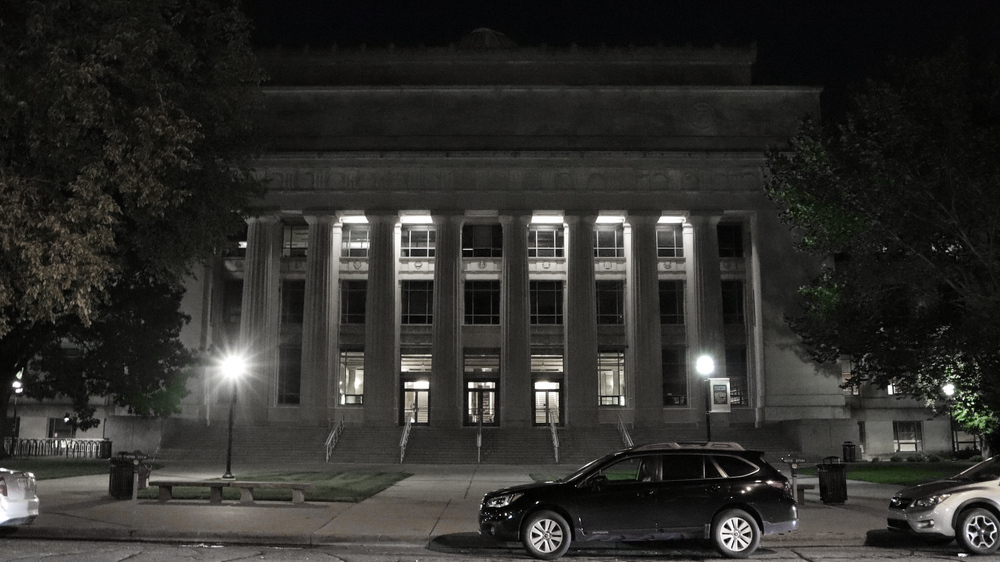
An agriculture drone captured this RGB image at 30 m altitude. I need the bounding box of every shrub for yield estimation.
[927,454,942,462]
[970,455,984,462]
[890,455,903,462]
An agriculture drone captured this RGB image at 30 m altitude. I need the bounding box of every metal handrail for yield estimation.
[547,407,560,463]
[324,417,345,462]
[399,404,415,464]
[616,413,634,448]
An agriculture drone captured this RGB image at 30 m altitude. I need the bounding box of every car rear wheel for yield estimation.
[957,508,1000,555]
[521,510,571,560]
[712,509,761,558]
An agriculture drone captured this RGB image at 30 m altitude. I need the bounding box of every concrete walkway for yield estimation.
[2,461,901,549]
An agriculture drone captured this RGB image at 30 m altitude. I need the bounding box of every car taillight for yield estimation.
[767,480,791,496]
[0,478,7,497]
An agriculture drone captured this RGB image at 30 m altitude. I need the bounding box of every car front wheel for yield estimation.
[521,510,571,560]
[712,509,761,558]
[957,508,1000,555]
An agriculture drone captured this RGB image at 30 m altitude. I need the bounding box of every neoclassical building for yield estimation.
[8,31,962,460]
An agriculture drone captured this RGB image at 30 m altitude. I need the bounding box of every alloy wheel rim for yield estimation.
[720,517,753,551]
[529,518,564,553]
[966,515,999,549]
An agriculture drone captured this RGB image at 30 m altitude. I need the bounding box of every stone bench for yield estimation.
[795,483,816,501]
[148,480,314,504]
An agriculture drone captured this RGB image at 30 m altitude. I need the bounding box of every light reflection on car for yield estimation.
[0,467,39,526]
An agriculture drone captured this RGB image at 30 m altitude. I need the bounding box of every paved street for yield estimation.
[0,538,982,561]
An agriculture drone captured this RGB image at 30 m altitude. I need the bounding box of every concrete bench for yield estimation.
[148,480,314,504]
[795,483,816,502]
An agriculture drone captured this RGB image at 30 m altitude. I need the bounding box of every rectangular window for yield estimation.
[342,225,370,258]
[594,226,625,258]
[658,280,684,324]
[596,280,625,324]
[340,280,367,324]
[599,350,626,406]
[401,226,436,258]
[893,421,923,452]
[842,371,860,396]
[721,280,745,325]
[282,225,308,257]
[656,225,684,258]
[725,347,748,406]
[531,354,563,373]
[223,280,243,325]
[464,280,501,324]
[280,279,305,324]
[401,280,433,325]
[462,224,503,258]
[528,225,564,258]
[530,280,563,324]
[339,350,364,405]
[277,346,301,405]
[662,348,687,406]
[718,223,744,258]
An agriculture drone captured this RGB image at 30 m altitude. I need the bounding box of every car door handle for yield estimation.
[638,489,656,497]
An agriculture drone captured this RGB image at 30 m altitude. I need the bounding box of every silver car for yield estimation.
[0,467,39,526]
[888,456,1000,554]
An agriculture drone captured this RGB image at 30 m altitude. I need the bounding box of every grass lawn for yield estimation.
[136,471,410,502]
[799,462,975,487]
[1,458,118,480]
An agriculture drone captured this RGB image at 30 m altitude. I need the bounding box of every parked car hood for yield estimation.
[896,478,998,498]
[487,480,563,497]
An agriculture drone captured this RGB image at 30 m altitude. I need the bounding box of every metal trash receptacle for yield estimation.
[842,441,857,462]
[108,450,148,500]
[816,456,847,504]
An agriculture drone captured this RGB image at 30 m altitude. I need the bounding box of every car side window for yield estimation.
[596,456,657,483]
[712,455,759,478]
[660,454,704,481]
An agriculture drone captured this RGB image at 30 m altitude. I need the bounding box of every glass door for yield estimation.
[401,379,430,425]
[466,381,498,426]
[534,381,562,425]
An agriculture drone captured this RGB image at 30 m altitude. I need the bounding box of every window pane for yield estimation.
[462,224,503,258]
[278,346,301,404]
[659,280,684,324]
[656,225,684,258]
[401,226,436,258]
[401,280,433,324]
[718,223,744,258]
[726,347,748,406]
[721,280,745,325]
[594,227,624,258]
[464,280,501,324]
[596,280,624,324]
[529,226,564,258]
[530,280,563,324]
[341,280,367,324]
[281,279,306,324]
[662,348,687,406]
[599,350,626,406]
[282,225,309,257]
[342,226,370,257]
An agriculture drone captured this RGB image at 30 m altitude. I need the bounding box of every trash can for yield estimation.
[108,450,149,500]
[98,439,113,459]
[816,456,847,504]
[842,441,857,462]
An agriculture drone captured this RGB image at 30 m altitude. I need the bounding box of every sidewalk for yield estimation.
[3,461,899,549]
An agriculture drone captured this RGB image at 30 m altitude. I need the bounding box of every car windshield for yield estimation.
[557,452,620,483]
[955,457,1000,482]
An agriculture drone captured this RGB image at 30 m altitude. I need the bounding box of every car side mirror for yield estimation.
[586,475,608,490]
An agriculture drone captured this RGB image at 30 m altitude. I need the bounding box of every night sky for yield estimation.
[244,1,1000,115]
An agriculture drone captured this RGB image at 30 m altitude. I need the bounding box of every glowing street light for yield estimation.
[221,354,246,480]
[696,354,715,442]
[943,383,955,397]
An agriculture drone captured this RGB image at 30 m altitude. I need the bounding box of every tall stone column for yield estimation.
[501,214,532,427]
[301,214,338,426]
[430,214,463,427]
[239,215,281,425]
[627,213,665,428]
[363,213,398,427]
[688,213,727,386]
[564,215,599,427]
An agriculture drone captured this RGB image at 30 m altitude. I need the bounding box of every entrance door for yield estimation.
[534,381,562,425]
[401,380,430,425]
[466,381,498,426]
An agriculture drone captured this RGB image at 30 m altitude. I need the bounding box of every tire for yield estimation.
[712,509,761,558]
[957,508,1000,555]
[521,510,571,560]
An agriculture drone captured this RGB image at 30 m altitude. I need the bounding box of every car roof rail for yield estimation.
[631,441,745,452]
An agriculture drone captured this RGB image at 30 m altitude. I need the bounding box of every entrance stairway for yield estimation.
[155,420,801,466]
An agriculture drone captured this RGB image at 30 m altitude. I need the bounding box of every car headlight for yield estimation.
[484,493,522,508]
[912,494,952,509]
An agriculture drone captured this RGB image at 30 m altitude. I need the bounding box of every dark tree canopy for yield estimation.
[0,0,263,442]
[765,43,1000,444]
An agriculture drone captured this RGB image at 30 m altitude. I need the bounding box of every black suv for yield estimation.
[479,442,797,560]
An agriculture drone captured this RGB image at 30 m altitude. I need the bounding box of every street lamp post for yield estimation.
[943,383,956,456]
[695,355,715,442]
[221,355,246,480]
[10,374,23,456]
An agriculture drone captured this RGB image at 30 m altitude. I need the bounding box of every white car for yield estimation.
[888,456,1000,554]
[0,467,39,526]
